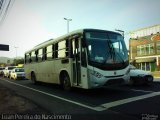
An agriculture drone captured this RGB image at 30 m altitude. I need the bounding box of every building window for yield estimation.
[141,45,146,55]
[157,42,160,54]
[142,62,145,70]
[146,44,150,55]
[150,43,154,54]
[146,62,150,71]
[137,43,154,56]
[137,46,141,56]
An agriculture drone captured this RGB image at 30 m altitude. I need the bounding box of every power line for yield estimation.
[0,0,6,18]
[0,0,11,25]
[0,0,15,26]
[0,0,4,10]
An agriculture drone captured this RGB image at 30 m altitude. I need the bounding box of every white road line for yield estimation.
[130,89,155,93]
[4,80,106,112]
[107,87,154,93]
[98,91,160,110]
[3,79,160,111]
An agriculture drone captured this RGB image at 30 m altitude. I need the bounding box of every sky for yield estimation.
[0,0,160,58]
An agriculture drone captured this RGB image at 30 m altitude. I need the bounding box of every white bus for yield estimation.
[24,29,130,90]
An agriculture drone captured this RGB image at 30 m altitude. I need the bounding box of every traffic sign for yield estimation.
[0,44,9,51]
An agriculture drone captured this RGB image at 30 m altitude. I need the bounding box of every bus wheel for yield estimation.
[62,73,71,91]
[31,72,37,84]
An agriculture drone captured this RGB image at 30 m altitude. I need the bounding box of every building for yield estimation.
[129,24,160,71]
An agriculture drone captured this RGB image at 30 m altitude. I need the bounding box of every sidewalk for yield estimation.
[151,71,160,78]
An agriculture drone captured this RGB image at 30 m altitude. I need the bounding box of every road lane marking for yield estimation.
[98,91,160,110]
[106,87,155,93]
[130,89,155,93]
[3,79,106,111]
[3,79,160,111]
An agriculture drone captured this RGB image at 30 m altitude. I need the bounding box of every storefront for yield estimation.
[135,58,156,71]
[129,24,160,71]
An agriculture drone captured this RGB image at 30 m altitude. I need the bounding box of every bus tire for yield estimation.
[31,72,37,84]
[60,72,71,91]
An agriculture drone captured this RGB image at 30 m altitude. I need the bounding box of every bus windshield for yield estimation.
[85,31,128,70]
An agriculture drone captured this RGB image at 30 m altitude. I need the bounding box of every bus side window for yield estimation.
[43,47,47,60]
[38,49,43,62]
[46,45,52,60]
[81,48,87,67]
[58,40,66,58]
[69,38,73,58]
[66,39,69,57]
[29,53,32,63]
[25,53,30,63]
[55,43,58,58]
[52,44,55,59]
[35,50,38,62]
[31,51,36,62]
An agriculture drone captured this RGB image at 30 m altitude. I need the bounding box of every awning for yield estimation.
[136,58,156,63]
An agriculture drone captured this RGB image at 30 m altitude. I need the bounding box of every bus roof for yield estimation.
[25,29,120,54]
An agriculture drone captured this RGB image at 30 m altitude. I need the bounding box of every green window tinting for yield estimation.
[157,42,160,54]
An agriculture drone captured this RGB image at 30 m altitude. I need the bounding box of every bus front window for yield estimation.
[85,31,129,70]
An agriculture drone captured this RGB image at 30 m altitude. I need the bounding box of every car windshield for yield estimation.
[85,31,128,65]
[15,68,24,72]
[130,65,136,69]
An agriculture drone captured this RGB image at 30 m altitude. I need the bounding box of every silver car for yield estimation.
[10,68,25,80]
[129,65,153,85]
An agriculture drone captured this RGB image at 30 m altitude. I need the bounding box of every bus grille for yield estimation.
[104,78,124,86]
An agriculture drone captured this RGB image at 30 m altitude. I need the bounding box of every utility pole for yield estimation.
[64,18,72,33]
[14,46,18,66]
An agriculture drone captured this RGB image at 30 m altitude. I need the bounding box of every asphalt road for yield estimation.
[0,77,160,120]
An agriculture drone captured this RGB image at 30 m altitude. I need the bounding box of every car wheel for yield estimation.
[145,76,153,86]
[129,78,134,85]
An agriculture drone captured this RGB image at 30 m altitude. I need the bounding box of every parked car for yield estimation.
[3,66,17,78]
[0,67,5,76]
[10,68,25,80]
[129,65,153,85]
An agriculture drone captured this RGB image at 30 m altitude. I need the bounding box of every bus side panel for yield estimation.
[54,59,71,85]
[24,63,38,80]
[80,67,89,89]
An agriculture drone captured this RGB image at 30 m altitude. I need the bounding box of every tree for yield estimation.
[13,58,24,66]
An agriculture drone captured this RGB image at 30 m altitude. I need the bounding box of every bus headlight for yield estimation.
[91,71,103,78]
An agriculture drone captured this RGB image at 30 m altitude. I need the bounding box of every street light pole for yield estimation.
[14,46,18,66]
[64,18,72,33]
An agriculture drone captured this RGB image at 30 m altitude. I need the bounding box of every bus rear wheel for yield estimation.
[31,72,37,84]
[61,72,71,91]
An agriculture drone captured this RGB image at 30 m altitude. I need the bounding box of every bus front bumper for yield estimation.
[89,74,130,88]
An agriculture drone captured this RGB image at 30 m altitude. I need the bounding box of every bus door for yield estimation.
[72,37,81,86]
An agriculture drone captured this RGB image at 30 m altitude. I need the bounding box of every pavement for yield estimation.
[152,71,160,78]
